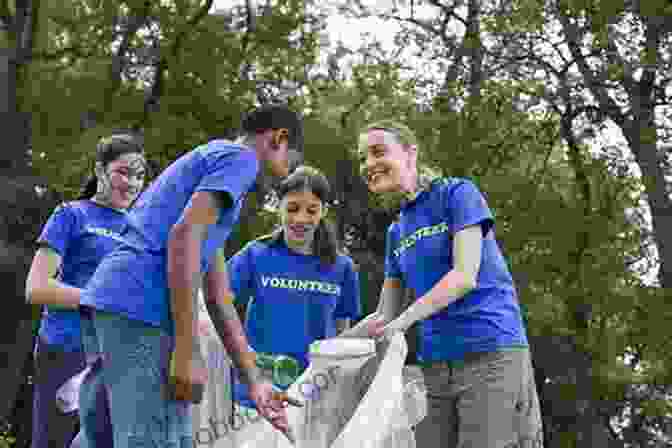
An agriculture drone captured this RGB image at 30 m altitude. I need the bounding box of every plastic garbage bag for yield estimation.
[401,366,427,429]
[293,337,379,447]
[55,366,91,414]
[328,334,415,448]
[194,294,234,447]
[195,288,427,447]
[196,327,426,448]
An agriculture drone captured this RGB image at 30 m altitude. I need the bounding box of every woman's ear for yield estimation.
[405,144,418,171]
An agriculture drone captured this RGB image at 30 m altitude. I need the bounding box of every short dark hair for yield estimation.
[241,104,304,153]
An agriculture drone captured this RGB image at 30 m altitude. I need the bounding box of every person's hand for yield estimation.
[168,347,207,404]
[249,381,303,444]
[371,318,405,340]
[366,314,388,338]
[344,312,386,339]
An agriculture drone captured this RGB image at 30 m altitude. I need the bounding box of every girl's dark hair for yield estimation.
[274,165,340,265]
[77,134,145,200]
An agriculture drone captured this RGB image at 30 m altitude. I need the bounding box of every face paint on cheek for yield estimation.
[95,172,113,203]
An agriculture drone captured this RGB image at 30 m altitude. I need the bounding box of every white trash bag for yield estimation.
[328,334,417,448]
[194,294,235,447]
[55,365,91,414]
[197,330,426,448]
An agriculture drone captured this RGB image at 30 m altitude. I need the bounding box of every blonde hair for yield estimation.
[363,120,418,147]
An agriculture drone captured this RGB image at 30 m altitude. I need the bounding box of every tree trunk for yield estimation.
[0,181,44,423]
[0,0,43,423]
[0,51,25,172]
[623,103,672,289]
[561,11,672,290]
[466,0,483,104]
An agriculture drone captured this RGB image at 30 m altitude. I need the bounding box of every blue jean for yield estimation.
[73,338,113,448]
[80,309,193,448]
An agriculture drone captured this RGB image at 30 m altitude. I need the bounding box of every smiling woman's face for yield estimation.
[98,152,146,209]
[359,129,414,194]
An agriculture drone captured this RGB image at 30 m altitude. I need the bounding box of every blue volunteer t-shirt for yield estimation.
[228,236,361,407]
[37,201,131,352]
[80,141,259,332]
[385,178,528,362]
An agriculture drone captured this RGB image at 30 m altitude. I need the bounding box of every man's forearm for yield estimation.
[167,225,202,353]
[204,299,262,385]
[27,280,80,309]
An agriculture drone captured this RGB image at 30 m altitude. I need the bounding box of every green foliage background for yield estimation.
[3,0,670,446]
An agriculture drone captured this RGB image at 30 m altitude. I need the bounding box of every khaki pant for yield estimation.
[415,349,543,448]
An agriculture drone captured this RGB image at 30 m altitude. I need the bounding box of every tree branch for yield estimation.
[559,11,627,128]
[174,0,216,56]
[0,0,12,31]
[239,0,256,96]
[32,45,91,62]
[13,0,37,65]
[465,0,482,101]
[605,25,636,96]
[383,14,448,44]
[134,0,215,130]
[109,1,152,90]
[640,17,662,93]
[426,0,466,27]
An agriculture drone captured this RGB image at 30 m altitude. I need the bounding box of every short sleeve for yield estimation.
[36,203,78,257]
[334,257,362,320]
[195,145,259,207]
[384,223,402,280]
[227,243,255,303]
[446,180,494,238]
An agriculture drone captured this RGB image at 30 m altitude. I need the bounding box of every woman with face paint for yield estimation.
[227,166,361,412]
[25,135,147,448]
[345,120,544,448]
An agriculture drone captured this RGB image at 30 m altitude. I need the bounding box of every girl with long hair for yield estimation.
[26,134,147,448]
[228,165,361,412]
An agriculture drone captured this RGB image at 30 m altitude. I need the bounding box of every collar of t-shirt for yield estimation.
[261,230,313,255]
[399,178,441,210]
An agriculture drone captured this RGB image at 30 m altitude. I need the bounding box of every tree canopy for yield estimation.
[1,1,670,446]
